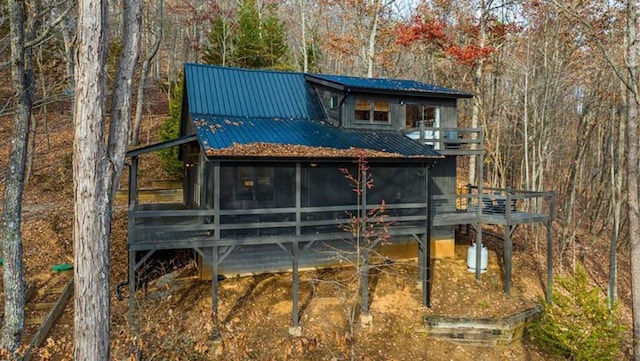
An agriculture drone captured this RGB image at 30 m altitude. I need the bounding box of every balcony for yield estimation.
[404,126,483,156]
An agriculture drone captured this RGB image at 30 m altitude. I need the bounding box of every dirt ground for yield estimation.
[0,108,630,360]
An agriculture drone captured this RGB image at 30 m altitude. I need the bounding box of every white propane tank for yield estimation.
[467,243,488,273]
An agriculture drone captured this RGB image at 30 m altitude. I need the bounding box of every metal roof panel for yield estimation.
[185,63,326,119]
[306,73,472,98]
[192,115,441,158]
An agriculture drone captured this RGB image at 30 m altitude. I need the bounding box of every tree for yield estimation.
[202,6,235,66]
[1,0,31,356]
[397,1,518,186]
[73,0,141,358]
[1,2,77,355]
[203,0,292,70]
[157,78,184,178]
[131,0,164,146]
[625,3,640,358]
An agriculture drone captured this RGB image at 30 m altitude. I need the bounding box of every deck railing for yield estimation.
[430,185,555,226]
[127,201,431,249]
[403,127,483,155]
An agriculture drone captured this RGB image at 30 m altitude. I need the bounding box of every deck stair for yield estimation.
[116,179,183,203]
[421,306,542,347]
[19,272,74,361]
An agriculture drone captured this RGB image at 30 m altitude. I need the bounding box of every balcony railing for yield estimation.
[404,126,483,156]
[127,202,431,251]
[430,185,555,227]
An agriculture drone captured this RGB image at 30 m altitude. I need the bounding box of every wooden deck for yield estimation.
[124,189,554,340]
[433,210,550,227]
[431,187,555,227]
[127,202,430,251]
[127,187,554,253]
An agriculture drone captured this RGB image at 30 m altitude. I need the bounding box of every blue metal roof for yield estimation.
[184,63,326,119]
[306,74,472,98]
[192,114,441,158]
[182,63,463,159]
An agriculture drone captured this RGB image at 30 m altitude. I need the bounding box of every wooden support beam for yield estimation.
[547,222,554,302]
[292,162,302,329]
[475,222,483,281]
[292,241,300,328]
[214,161,221,240]
[211,246,220,340]
[424,164,432,307]
[504,225,513,295]
[128,249,136,328]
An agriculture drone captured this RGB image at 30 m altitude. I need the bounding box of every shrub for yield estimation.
[529,265,626,360]
[157,78,184,179]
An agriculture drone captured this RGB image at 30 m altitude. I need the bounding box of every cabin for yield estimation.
[124,63,555,337]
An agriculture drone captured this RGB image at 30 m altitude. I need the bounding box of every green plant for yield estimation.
[157,78,184,179]
[203,0,293,70]
[529,265,626,361]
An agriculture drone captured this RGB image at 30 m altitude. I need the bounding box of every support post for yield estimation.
[504,225,513,295]
[475,128,484,281]
[295,163,301,235]
[211,246,220,340]
[289,163,303,336]
[292,241,300,328]
[475,222,483,281]
[214,161,221,239]
[128,249,136,327]
[129,156,139,207]
[423,236,431,307]
[424,163,432,307]
[546,192,556,302]
[360,165,368,316]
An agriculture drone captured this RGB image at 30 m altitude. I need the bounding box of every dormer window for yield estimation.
[355,98,390,123]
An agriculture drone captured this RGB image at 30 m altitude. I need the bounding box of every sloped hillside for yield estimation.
[0,96,627,360]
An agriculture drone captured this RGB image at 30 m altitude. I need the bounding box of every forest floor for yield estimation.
[0,102,633,360]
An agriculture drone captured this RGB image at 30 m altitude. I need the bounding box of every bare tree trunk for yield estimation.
[468,0,489,187]
[609,105,624,308]
[22,0,41,187]
[560,112,596,253]
[73,0,110,358]
[626,2,640,360]
[58,1,77,90]
[365,0,380,78]
[298,0,308,72]
[1,0,31,356]
[108,0,141,196]
[131,0,163,146]
[73,0,139,358]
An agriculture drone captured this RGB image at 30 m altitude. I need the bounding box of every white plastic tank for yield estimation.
[467,243,488,273]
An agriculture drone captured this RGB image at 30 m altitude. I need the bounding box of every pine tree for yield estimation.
[261,3,292,70]
[202,14,233,66]
[234,0,264,68]
[203,0,292,70]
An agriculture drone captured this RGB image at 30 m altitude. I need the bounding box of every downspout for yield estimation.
[337,88,351,125]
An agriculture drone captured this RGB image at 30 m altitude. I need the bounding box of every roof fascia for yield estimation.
[126,134,198,157]
[305,74,472,99]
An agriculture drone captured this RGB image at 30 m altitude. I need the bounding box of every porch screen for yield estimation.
[301,162,427,234]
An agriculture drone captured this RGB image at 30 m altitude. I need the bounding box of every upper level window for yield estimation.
[355,98,390,123]
[406,105,438,129]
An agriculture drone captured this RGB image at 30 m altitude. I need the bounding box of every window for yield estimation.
[236,166,274,201]
[405,105,439,129]
[355,99,372,121]
[355,98,390,123]
[329,95,340,108]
